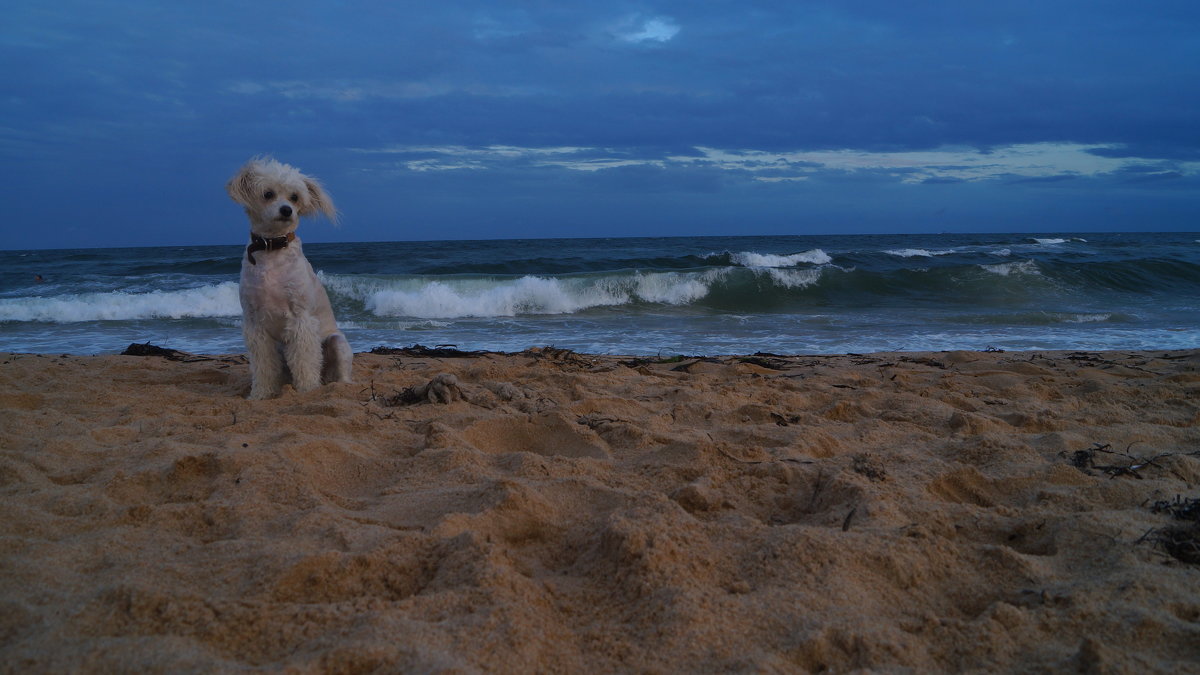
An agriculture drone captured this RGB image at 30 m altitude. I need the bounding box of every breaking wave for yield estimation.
[725,249,832,267]
[323,270,733,319]
[0,282,241,323]
[980,260,1042,277]
[885,248,956,258]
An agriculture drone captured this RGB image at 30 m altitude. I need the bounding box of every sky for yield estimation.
[2,1,1199,249]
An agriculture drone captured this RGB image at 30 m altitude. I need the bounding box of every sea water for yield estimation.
[1,233,1197,355]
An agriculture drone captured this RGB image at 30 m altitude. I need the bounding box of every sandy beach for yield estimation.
[1,346,1198,672]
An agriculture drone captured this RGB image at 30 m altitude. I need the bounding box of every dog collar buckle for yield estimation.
[246,232,295,265]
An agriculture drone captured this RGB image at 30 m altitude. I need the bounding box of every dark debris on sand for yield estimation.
[1139,495,1200,564]
[120,342,229,363]
[1149,496,1200,523]
[369,344,492,359]
[1140,525,1200,565]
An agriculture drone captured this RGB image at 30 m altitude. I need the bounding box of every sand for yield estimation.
[1,346,1198,673]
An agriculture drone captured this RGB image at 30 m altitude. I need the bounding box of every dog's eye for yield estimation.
[289,193,300,203]
[263,190,275,200]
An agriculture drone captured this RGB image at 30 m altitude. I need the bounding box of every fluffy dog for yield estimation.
[227,157,352,399]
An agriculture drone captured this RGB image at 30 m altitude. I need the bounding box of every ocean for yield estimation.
[1,232,1197,356]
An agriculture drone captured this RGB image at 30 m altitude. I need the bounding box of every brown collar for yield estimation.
[246,232,295,265]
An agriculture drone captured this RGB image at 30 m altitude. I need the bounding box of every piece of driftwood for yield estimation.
[121,342,214,363]
[734,356,789,370]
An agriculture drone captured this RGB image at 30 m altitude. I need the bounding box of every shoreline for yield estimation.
[17,342,1200,359]
[6,230,1198,359]
[1,348,1198,671]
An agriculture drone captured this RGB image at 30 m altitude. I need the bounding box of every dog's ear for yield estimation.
[226,163,258,206]
[304,176,339,224]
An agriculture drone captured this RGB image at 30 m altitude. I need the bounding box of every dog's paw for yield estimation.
[293,381,321,395]
[247,387,280,400]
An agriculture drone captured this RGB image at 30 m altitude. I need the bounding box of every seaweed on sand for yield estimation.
[369,344,490,358]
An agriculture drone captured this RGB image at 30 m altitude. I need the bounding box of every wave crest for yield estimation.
[885,248,955,258]
[0,282,242,323]
[980,260,1041,277]
[728,249,831,267]
[326,270,729,319]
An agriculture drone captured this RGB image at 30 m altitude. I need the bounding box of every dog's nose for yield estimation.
[279,204,293,218]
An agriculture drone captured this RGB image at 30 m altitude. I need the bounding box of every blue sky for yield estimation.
[2,1,1198,249]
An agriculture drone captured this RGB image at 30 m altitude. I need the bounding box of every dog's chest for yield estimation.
[239,251,317,317]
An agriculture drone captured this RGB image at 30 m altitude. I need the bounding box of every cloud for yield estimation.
[352,144,669,174]
[224,79,543,102]
[1087,144,1200,162]
[663,144,1200,184]
[349,141,1200,189]
[1005,174,1079,185]
[615,15,680,44]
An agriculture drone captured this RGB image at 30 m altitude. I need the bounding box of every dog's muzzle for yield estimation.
[246,231,295,265]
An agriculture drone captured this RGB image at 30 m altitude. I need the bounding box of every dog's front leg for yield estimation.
[285,313,323,393]
[321,332,354,384]
[245,321,285,399]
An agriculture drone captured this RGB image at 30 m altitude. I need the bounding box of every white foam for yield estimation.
[1059,313,1112,323]
[730,249,831,267]
[351,271,726,319]
[337,319,449,330]
[980,260,1041,277]
[760,268,824,289]
[1029,237,1083,245]
[626,270,718,304]
[0,282,242,323]
[884,248,955,258]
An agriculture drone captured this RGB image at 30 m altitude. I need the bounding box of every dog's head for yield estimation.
[227,157,338,236]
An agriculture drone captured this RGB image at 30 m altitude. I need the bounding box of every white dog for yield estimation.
[227,157,353,399]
